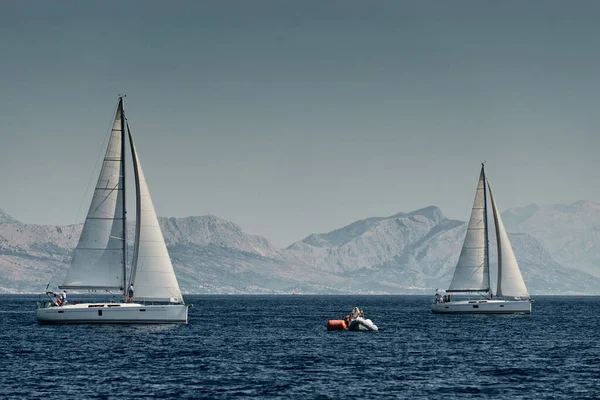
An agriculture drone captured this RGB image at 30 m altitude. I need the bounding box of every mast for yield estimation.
[482,163,491,298]
[119,97,127,301]
[127,122,141,290]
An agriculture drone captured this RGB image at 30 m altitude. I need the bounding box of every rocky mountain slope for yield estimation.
[502,201,600,276]
[286,206,599,294]
[0,212,337,294]
[0,209,19,224]
[0,204,599,294]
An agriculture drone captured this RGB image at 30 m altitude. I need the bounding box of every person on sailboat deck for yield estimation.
[128,284,134,303]
[51,294,59,307]
[60,290,67,305]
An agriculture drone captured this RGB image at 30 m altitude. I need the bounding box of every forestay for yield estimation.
[448,167,490,292]
[61,107,125,290]
[489,186,529,299]
[128,130,183,303]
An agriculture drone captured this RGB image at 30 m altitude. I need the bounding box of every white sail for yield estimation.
[489,185,529,299]
[448,167,490,292]
[61,107,125,289]
[128,130,183,303]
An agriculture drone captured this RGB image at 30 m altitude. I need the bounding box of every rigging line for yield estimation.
[68,101,121,242]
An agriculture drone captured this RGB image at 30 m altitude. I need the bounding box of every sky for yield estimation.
[0,1,599,247]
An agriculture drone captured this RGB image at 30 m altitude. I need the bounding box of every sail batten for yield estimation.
[489,185,530,299]
[448,167,490,292]
[60,105,125,290]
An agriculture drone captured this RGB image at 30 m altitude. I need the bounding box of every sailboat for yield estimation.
[431,164,532,314]
[37,98,189,323]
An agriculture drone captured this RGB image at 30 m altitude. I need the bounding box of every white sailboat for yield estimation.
[431,164,532,314]
[37,98,189,323]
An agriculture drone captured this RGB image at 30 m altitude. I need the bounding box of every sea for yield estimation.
[0,294,599,399]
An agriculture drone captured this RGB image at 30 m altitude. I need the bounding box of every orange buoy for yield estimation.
[327,319,347,331]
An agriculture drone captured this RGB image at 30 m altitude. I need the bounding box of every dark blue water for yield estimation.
[1,295,599,399]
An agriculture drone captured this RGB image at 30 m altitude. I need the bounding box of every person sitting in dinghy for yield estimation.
[351,307,364,320]
[344,314,351,326]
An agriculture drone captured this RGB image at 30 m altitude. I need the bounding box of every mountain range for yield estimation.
[0,202,599,294]
[503,201,600,277]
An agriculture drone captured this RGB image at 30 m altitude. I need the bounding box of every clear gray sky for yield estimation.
[1,1,599,247]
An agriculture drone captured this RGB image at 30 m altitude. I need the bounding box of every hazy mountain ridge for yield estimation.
[0,214,336,294]
[160,216,281,258]
[0,221,77,291]
[287,207,449,274]
[0,209,19,224]
[502,200,600,276]
[286,206,599,294]
[0,203,599,294]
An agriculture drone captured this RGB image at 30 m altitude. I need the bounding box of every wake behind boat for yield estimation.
[37,98,189,324]
[431,164,532,314]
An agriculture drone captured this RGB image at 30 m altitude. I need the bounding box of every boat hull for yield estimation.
[36,302,188,324]
[431,299,531,314]
[347,317,379,331]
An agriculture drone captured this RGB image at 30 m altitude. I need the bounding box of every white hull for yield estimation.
[431,299,531,314]
[347,317,379,331]
[37,302,188,324]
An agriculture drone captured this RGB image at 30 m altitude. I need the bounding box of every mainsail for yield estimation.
[489,185,529,299]
[128,127,183,303]
[61,103,125,290]
[448,166,490,292]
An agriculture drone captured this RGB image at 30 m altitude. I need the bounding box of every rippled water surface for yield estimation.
[1,295,599,399]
